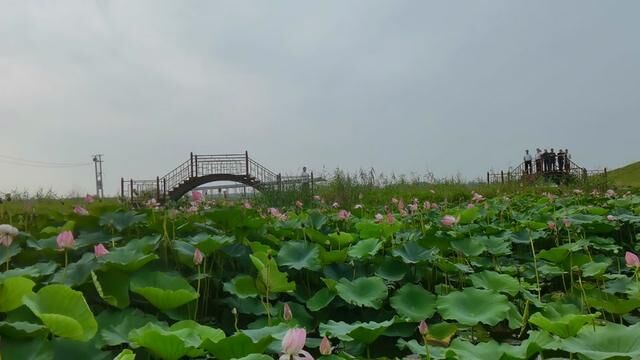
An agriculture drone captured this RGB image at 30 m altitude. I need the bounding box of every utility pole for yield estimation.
[92,154,104,199]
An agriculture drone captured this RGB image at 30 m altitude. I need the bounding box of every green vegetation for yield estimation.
[1,189,639,359]
[608,161,640,188]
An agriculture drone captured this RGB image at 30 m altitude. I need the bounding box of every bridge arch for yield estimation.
[168,174,265,201]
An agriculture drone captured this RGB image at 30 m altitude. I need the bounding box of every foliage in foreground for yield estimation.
[1,189,640,359]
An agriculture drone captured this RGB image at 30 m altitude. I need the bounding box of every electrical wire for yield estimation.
[0,154,91,168]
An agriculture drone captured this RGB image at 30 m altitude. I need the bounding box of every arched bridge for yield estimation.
[121,152,316,202]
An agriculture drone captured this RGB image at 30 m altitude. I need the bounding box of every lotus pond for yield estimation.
[1,190,640,360]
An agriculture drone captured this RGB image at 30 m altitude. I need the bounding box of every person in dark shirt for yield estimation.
[564,149,571,172]
[557,149,565,172]
[535,148,542,173]
[549,148,557,171]
[542,149,549,172]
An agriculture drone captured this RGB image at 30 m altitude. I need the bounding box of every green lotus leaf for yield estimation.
[451,237,487,257]
[436,288,511,326]
[223,275,258,298]
[170,320,225,343]
[529,303,600,338]
[306,210,328,230]
[469,270,520,296]
[74,231,114,249]
[234,355,273,360]
[375,257,408,281]
[241,323,289,343]
[51,338,111,360]
[277,241,321,271]
[390,283,437,321]
[501,330,555,360]
[396,338,445,358]
[249,253,295,295]
[51,252,98,287]
[0,261,58,281]
[319,319,395,344]
[91,269,130,309]
[0,320,46,339]
[128,323,201,360]
[588,292,640,315]
[355,221,384,239]
[538,247,570,263]
[392,241,438,264]
[187,233,235,255]
[559,322,640,360]
[328,232,355,247]
[484,236,512,256]
[458,206,480,224]
[319,248,348,264]
[348,238,382,259]
[335,277,388,309]
[444,338,506,360]
[22,284,97,341]
[114,349,136,360]
[96,308,164,347]
[307,287,336,311]
[102,237,160,272]
[130,271,198,310]
[202,332,272,360]
[99,211,146,232]
[305,228,331,246]
[0,241,22,266]
[425,322,458,346]
[0,276,35,312]
[581,260,611,277]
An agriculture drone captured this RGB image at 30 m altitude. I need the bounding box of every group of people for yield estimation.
[523,148,571,175]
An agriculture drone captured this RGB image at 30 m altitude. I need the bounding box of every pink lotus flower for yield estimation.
[467,203,475,209]
[295,200,303,209]
[319,336,333,355]
[431,203,439,209]
[56,231,75,250]
[573,189,583,195]
[547,222,557,231]
[418,320,429,336]
[313,195,321,201]
[607,215,617,221]
[399,208,408,217]
[563,218,572,228]
[591,189,600,196]
[398,199,405,211]
[84,194,94,203]
[391,197,399,205]
[94,244,109,257]
[243,201,252,209]
[146,198,159,209]
[331,202,339,208]
[0,224,19,247]
[338,210,351,220]
[280,328,313,360]
[625,251,640,268]
[74,206,89,216]
[269,208,282,217]
[423,201,431,210]
[386,213,395,224]
[472,191,485,202]
[374,213,384,223]
[193,248,204,266]
[191,191,203,203]
[408,203,418,214]
[441,215,458,227]
[606,189,616,198]
[283,303,292,321]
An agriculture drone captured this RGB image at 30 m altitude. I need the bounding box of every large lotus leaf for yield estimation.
[91,270,130,308]
[0,276,35,312]
[0,337,53,360]
[0,320,47,339]
[51,252,98,287]
[328,232,355,248]
[223,275,258,298]
[0,241,22,266]
[51,338,111,360]
[502,330,555,360]
[484,236,512,256]
[306,210,328,230]
[587,292,640,315]
[241,323,289,343]
[319,248,348,264]
[234,355,273,360]
[304,228,331,246]
[425,322,458,346]
[22,284,97,341]
[392,241,438,264]
[96,308,164,347]
[114,349,136,360]
[187,233,235,255]
[170,320,225,343]
[0,261,58,281]
[335,277,388,309]
[103,247,158,272]
[319,319,395,344]
[528,303,600,338]
[451,237,487,257]
[128,323,201,360]
[458,206,480,224]
[99,211,146,232]
[538,247,570,263]
[277,241,321,271]
[130,271,198,310]
[559,322,640,360]
[347,238,382,259]
[249,253,295,295]
[444,338,506,360]
[469,270,520,296]
[355,221,384,239]
[581,260,611,277]
[202,332,272,360]
[390,283,437,321]
[396,339,445,358]
[375,257,408,281]
[436,288,510,326]
[74,231,114,249]
[307,287,336,311]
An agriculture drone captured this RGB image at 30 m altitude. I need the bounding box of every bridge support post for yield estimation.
[501,171,504,184]
[604,167,608,187]
[278,173,282,192]
[487,172,490,184]
[194,156,198,177]
[311,171,314,196]
[163,178,167,201]
[129,179,134,202]
[245,151,249,177]
[120,177,124,199]
[156,176,160,201]
[190,152,194,178]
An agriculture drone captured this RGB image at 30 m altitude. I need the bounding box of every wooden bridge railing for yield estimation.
[487,158,607,186]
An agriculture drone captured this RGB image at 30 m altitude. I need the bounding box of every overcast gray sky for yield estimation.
[1,1,639,196]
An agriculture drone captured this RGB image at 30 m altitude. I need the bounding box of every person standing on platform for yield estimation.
[535,148,542,173]
[549,148,557,171]
[523,150,533,174]
[557,149,565,172]
[564,149,571,172]
[542,149,549,172]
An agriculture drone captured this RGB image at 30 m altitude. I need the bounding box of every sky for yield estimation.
[1,1,639,196]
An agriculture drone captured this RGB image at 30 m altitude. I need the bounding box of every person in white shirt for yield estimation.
[523,150,533,174]
[534,148,542,173]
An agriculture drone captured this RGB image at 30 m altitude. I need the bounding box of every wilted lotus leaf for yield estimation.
[390,283,437,321]
[130,271,198,310]
[335,277,388,309]
[469,270,520,296]
[559,322,640,360]
[22,284,97,341]
[0,276,35,312]
[436,288,511,326]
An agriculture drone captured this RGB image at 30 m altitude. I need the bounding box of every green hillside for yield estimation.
[608,161,640,187]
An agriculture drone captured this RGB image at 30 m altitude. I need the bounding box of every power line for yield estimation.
[0,154,91,168]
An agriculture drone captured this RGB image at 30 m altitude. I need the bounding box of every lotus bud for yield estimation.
[0,224,19,247]
[283,303,292,321]
[441,215,458,227]
[94,244,109,257]
[84,194,94,203]
[74,206,89,216]
[625,251,640,268]
[56,230,75,250]
[547,222,557,230]
[418,320,429,336]
[193,248,204,266]
[320,336,333,355]
[295,200,303,209]
[607,215,617,221]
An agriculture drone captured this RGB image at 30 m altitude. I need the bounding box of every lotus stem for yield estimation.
[528,230,541,302]
[194,265,201,320]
